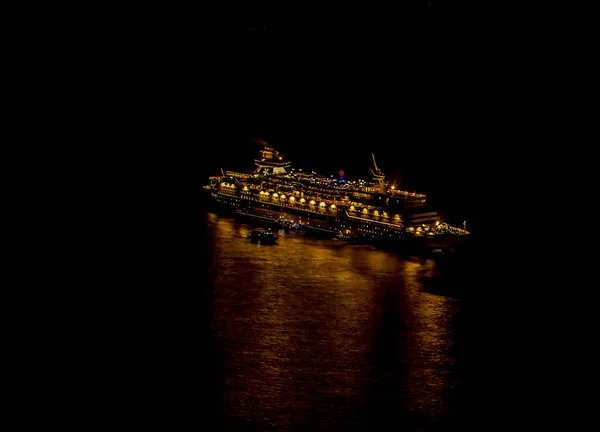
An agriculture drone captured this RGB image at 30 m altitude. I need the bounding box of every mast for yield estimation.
[370,153,386,194]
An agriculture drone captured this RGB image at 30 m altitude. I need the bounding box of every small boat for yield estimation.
[334,231,354,242]
[247,230,279,244]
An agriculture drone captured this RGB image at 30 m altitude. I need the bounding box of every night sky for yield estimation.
[73,4,481,227]
[199,8,480,230]
[86,1,486,233]
[74,5,483,237]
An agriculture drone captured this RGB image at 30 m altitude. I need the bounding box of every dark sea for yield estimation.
[201,208,474,431]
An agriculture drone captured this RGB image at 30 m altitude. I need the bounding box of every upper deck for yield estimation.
[210,143,430,207]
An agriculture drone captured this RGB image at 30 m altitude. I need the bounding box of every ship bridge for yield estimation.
[254,144,291,175]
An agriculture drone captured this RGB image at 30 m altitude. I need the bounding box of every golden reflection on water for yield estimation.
[206,213,461,429]
[401,259,460,418]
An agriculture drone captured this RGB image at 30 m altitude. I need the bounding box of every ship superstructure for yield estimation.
[204,142,469,248]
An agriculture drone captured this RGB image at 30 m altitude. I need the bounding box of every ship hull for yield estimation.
[205,189,466,250]
[406,233,463,249]
[204,143,469,253]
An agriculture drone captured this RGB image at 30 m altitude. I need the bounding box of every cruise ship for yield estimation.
[204,142,469,249]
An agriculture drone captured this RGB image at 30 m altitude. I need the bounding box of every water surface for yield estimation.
[204,212,465,431]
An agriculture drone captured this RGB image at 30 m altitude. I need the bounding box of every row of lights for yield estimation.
[257,191,336,209]
[233,185,420,223]
[348,205,401,220]
[407,222,441,232]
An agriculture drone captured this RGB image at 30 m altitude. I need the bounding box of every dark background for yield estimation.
[33,2,574,429]
[64,5,511,429]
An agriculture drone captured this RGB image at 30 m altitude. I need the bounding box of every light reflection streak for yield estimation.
[206,213,462,428]
[401,258,460,419]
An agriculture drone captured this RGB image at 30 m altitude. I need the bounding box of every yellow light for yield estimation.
[330,204,336,209]
[280,195,286,200]
[319,202,326,207]
[273,193,278,198]
[300,198,306,204]
[309,200,315,205]
[362,208,368,214]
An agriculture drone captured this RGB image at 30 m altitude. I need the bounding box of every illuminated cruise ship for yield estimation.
[204,142,469,249]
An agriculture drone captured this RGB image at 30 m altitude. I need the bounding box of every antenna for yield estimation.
[221,168,225,176]
[372,153,378,171]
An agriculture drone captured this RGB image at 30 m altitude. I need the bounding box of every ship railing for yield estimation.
[218,189,237,196]
[344,211,404,227]
[254,159,291,166]
[434,223,470,235]
[225,171,254,178]
[446,226,470,235]
[216,191,342,216]
[389,189,427,198]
